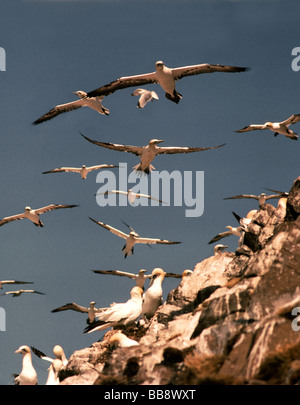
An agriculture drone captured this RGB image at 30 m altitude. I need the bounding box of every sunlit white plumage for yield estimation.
[0,204,78,227]
[131,88,159,108]
[109,332,139,348]
[214,244,229,255]
[87,60,248,103]
[84,286,144,333]
[0,280,33,289]
[208,226,243,244]
[43,164,118,179]
[14,345,38,385]
[236,114,300,140]
[2,289,44,297]
[33,90,109,125]
[45,359,63,385]
[89,217,180,258]
[142,268,165,320]
[81,133,225,174]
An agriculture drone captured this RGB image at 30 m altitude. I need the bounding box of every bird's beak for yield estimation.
[156,140,164,144]
[15,349,21,354]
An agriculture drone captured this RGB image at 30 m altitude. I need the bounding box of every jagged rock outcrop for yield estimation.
[60,176,300,385]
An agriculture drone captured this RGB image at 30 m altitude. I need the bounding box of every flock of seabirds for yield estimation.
[2,60,299,385]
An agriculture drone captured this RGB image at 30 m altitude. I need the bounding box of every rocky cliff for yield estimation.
[59,176,300,385]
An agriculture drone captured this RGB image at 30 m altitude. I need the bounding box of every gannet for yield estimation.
[131,88,159,108]
[2,289,44,297]
[51,301,100,324]
[232,210,258,229]
[214,244,229,255]
[87,60,249,104]
[97,189,166,204]
[109,332,139,348]
[208,226,243,244]
[236,114,300,140]
[14,345,38,385]
[43,164,118,180]
[142,268,165,320]
[89,217,181,258]
[181,269,193,278]
[0,204,78,227]
[81,133,225,174]
[45,359,63,385]
[224,192,285,208]
[0,279,33,289]
[33,91,109,125]
[84,286,143,333]
[31,345,68,367]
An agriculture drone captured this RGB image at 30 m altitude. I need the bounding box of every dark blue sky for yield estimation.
[0,0,300,384]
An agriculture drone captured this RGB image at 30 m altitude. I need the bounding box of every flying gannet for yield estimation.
[2,289,44,297]
[208,226,243,245]
[0,204,78,227]
[43,164,118,180]
[142,268,165,320]
[45,359,63,385]
[81,133,225,174]
[89,217,181,258]
[109,332,139,348]
[87,60,249,104]
[236,114,300,140]
[131,88,159,108]
[14,346,38,385]
[0,280,33,289]
[31,345,68,367]
[84,286,144,333]
[51,301,100,324]
[97,189,166,204]
[223,192,285,208]
[33,91,109,125]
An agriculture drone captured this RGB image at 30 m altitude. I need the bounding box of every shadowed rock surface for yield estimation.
[59,177,300,385]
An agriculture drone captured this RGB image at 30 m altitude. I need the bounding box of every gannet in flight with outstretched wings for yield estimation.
[0,280,33,289]
[208,226,243,244]
[0,204,78,227]
[43,164,118,180]
[51,301,101,324]
[2,289,44,297]
[236,114,300,140]
[131,88,159,108]
[96,189,166,204]
[89,217,181,258]
[33,91,109,125]
[223,192,286,208]
[81,133,225,174]
[87,60,249,104]
[84,286,144,333]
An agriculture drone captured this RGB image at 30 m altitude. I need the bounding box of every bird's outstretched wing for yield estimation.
[236,124,265,133]
[89,218,129,240]
[280,114,300,126]
[33,100,84,125]
[172,63,249,80]
[135,236,181,245]
[34,204,78,215]
[0,212,26,226]
[51,302,90,314]
[155,143,226,155]
[80,133,142,156]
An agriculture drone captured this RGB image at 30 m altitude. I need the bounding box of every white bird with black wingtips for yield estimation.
[131,88,159,108]
[43,164,118,180]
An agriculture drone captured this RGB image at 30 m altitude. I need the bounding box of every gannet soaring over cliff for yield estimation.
[97,189,166,204]
[131,88,159,108]
[0,280,33,289]
[142,268,165,320]
[89,217,181,258]
[224,192,285,208]
[43,164,118,180]
[14,346,38,385]
[87,60,249,104]
[208,226,243,244]
[236,114,300,140]
[0,204,78,227]
[2,289,44,297]
[33,91,109,125]
[81,133,225,174]
[51,301,100,324]
[84,286,143,333]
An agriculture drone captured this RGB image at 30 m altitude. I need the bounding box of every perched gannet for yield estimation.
[45,359,63,385]
[0,280,33,289]
[31,345,68,367]
[89,217,180,258]
[0,204,78,227]
[208,226,243,244]
[131,88,159,108]
[33,91,109,125]
[81,133,225,174]
[142,268,165,320]
[87,60,248,104]
[182,269,193,278]
[14,346,38,385]
[97,189,166,204]
[224,192,285,208]
[43,164,118,180]
[109,332,139,348]
[214,244,229,255]
[2,289,44,297]
[51,301,99,324]
[84,286,143,333]
[236,114,300,140]
[232,210,258,229]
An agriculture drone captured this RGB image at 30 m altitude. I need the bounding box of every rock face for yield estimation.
[60,177,300,385]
